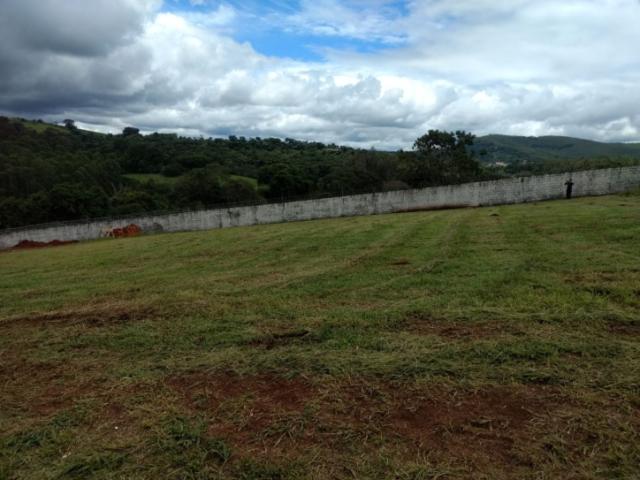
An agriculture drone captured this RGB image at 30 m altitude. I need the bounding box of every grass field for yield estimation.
[1,194,639,479]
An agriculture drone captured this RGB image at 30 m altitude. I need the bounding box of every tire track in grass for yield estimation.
[185,215,416,296]
[225,211,455,298]
[343,208,477,300]
[279,209,475,309]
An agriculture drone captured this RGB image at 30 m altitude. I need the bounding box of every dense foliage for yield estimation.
[1,117,637,228]
[0,118,488,228]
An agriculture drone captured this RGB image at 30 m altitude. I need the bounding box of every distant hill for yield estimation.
[473,134,640,164]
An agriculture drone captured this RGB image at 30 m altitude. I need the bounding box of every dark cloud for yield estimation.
[0,0,156,57]
[0,0,157,117]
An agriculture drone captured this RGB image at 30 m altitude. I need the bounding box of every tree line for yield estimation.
[0,117,494,228]
[11,116,628,229]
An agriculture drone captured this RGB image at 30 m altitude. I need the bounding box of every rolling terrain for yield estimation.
[1,193,639,479]
[474,134,640,164]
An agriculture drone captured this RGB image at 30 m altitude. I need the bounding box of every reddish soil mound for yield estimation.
[12,239,78,250]
[105,224,142,238]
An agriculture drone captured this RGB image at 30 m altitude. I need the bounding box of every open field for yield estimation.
[1,194,639,479]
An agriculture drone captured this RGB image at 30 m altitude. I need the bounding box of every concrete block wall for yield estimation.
[1,166,639,250]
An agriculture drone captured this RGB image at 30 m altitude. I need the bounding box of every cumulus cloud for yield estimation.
[0,0,639,148]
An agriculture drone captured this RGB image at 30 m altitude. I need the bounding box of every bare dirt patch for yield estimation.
[166,371,316,457]
[567,271,621,283]
[0,353,104,417]
[402,314,522,339]
[565,271,640,296]
[387,386,556,465]
[1,347,156,440]
[608,322,640,336]
[1,303,158,329]
[10,239,78,250]
[33,378,104,416]
[166,371,313,415]
[88,381,162,438]
[389,258,411,266]
[246,330,314,350]
[165,371,560,467]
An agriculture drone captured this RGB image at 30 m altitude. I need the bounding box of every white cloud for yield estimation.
[1,0,639,148]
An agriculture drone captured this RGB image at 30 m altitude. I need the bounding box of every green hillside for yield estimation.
[15,118,70,135]
[0,119,487,230]
[0,116,388,228]
[2,194,639,479]
[3,115,640,230]
[474,134,640,164]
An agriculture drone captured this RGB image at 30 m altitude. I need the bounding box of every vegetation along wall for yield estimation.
[1,166,639,250]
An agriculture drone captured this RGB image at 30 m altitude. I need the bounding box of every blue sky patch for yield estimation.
[163,0,410,61]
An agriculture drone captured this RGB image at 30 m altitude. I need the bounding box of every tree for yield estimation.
[403,130,480,187]
[222,177,261,203]
[63,119,77,131]
[122,143,166,173]
[122,127,140,137]
[111,189,166,215]
[258,162,311,200]
[161,162,185,177]
[176,153,211,169]
[174,166,226,206]
[48,183,109,221]
[0,116,489,226]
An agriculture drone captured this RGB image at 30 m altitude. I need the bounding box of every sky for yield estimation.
[1,0,639,149]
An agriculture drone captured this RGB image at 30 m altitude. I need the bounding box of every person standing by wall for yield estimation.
[565,178,575,199]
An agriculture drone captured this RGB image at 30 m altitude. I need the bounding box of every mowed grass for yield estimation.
[1,194,639,479]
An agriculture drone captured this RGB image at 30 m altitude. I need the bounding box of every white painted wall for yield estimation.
[1,166,639,250]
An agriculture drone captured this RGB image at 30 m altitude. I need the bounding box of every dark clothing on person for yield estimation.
[565,180,574,199]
